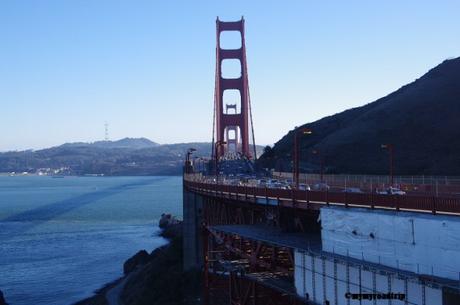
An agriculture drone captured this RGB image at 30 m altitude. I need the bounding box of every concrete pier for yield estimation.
[182,185,204,271]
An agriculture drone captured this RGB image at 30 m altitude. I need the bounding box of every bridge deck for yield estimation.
[210,224,322,251]
[209,224,460,291]
[185,178,460,215]
[244,272,297,295]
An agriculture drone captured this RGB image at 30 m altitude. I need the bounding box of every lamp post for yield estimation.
[197,157,204,173]
[185,148,196,174]
[293,128,312,189]
[199,157,206,173]
[193,156,200,173]
[312,149,324,183]
[214,141,226,183]
[381,144,394,186]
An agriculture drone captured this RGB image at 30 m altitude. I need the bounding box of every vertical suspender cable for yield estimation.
[242,29,257,160]
[211,38,219,160]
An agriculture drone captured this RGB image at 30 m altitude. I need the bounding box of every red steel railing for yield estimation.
[184,178,460,215]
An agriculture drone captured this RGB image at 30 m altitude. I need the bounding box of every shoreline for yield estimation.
[73,217,195,305]
[0,173,182,177]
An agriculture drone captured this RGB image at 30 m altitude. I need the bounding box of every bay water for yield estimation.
[0,175,182,305]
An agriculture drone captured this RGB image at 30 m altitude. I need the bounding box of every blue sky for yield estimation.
[1,0,459,151]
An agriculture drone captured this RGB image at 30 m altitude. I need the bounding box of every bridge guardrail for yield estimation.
[184,176,460,215]
[272,172,460,197]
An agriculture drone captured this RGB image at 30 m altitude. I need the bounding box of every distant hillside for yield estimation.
[0,139,264,176]
[258,57,460,175]
[59,137,160,150]
[0,139,211,176]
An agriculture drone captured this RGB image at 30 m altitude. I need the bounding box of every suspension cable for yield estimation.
[242,32,257,160]
[211,45,218,161]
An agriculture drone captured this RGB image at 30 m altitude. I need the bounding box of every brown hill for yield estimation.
[258,57,460,175]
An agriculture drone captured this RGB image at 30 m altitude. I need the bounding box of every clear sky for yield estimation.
[1,0,459,151]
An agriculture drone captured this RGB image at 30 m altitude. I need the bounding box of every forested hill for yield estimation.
[0,139,211,176]
[0,138,264,176]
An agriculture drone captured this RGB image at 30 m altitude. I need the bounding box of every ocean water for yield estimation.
[0,175,182,305]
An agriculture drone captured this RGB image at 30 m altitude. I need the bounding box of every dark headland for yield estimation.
[258,57,460,175]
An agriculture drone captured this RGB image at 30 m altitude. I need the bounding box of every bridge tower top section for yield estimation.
[213,17,255,160]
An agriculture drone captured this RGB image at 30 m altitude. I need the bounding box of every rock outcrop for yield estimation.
[75,214,198,305]
[159,213,179,229]
[120,220,201,305]
[74,214,199,305]
[0,290,8,305]
[123,250,150,275]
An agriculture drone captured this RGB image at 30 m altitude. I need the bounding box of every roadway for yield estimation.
[184,174,460,216]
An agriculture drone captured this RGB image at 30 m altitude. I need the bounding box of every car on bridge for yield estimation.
[377,187,406,195]
[267,182,290,190]
[342,187,364,193]
[298,183,311,191]
[312,182,330,191]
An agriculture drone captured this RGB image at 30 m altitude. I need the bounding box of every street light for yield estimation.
[381,144,394,186]
[293,128,312,189]
[193,156,200,173]
[214,141,227,183]
[197,157,206,173]
[195,157,204,173]
[312,149,324,183]
[185,148,196,174]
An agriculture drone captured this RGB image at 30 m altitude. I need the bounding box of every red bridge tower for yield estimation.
[212,17,255,160]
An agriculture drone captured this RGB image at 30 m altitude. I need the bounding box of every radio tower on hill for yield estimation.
[104,122,109,141]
